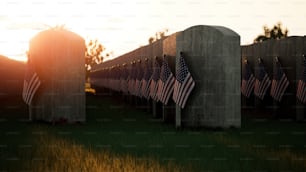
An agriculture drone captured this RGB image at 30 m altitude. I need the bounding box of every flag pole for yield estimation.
[162,54,166,122]
[152,56,157,118]
[175,52,183,128]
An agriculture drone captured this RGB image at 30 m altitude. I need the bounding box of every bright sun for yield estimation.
[0,27,41,62]
[0,43,28,62]
[1,0,306,63]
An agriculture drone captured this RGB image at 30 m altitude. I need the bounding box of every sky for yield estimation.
[0,0,305,62]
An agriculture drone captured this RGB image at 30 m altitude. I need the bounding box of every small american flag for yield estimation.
[115,66,121,92]
[122,65,129,94]
[135,62,143,97]
[141,59,152,99]
[270,59,289,102]
[241,60,255,98]
[149,58,160,101]
[113,67,119,91]
[254,59,271,100]
[158,57,175,105]
[109,67,113,90]
[120,65,127,93]
[156,72,163,101]
[22,65,41,105]
[296,57,306,104]
[172,54,195,109]
[128,63,136,95]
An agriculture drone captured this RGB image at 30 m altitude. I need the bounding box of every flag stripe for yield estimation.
[156,79,163,101]
[26,77,41,105]
[297,81,306,103]
[161,74,175,104]
[302,83,306,103]
[254,61,271,100]
[158,58,175,105]
[296,57,306,104]
[275,75,289,101]
[25,73,38,103]
[270,61,289,102]
[177,73,192,106]
[173,80,179,102]
[177,73,195,108]
[149,59,160,101]
[173,54,195,108]
[297,80,302,100]
[145,78,152,99]
[258,76,271,99]
[22,67,41,105]
[241,61,255,98]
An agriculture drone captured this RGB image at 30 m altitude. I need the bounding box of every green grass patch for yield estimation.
[0,95,305,171]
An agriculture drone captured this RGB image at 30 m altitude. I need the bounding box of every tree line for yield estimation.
[253,22,288,43]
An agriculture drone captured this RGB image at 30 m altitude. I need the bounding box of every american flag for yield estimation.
[135,62,143,97]
[120,65,128,93]
[128,63,136,95]
[22,65,41,105]
[119,65,124,92]
[108,66,115,89]
[115,66,121,92]
[254,59,271,100]
[172,54,195,109]
[149,58,160,101]
[113,67,119,91]
[157,58,175,105]
[270,59,289,102]
[156,72,163,101]
[296,57,306,104]
[141,59,152,99]
[241,60,255,98]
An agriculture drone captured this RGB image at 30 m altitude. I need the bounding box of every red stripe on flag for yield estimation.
[22,72,41,105]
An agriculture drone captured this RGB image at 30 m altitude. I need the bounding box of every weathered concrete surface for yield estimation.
[90,25,241,128]
[176,25,241,128]
[28,29,86,122]
[241,36,305,121]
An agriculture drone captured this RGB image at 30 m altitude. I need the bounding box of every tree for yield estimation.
[148,28,169,44]
[85,39,106,78]
[254,22,288,43]
[50,24,66,30]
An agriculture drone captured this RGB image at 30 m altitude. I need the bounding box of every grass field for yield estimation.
[0,94,305,171]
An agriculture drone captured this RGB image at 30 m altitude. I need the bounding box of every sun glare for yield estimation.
[8,54,28,62]
[0,0,306,62]
[0,41,28,62]
[0,27,38,62]
[0,42,28,62]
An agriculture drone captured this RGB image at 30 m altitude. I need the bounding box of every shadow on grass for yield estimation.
[0,94,305,171]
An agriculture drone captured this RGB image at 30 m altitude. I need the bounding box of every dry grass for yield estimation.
[27,134,187,172]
